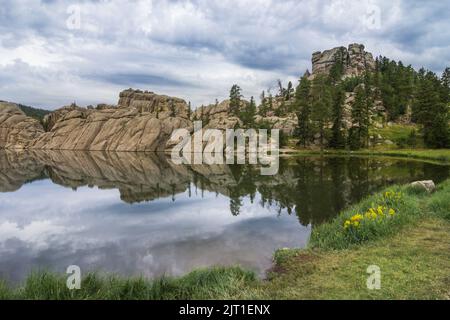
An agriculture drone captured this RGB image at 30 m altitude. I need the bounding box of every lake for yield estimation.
[0,150,448,284]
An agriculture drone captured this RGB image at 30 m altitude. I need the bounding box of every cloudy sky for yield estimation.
[0,0,449,109]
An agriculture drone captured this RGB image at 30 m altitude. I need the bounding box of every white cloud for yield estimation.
[0,0,448,109]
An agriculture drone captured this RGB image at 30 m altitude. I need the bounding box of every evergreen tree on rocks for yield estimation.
[229,84,242,116]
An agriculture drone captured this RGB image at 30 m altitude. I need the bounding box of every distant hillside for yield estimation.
[0,100,51,122]
[18,104,51,122]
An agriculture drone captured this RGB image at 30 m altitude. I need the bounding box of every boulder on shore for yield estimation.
[410,180,436,193]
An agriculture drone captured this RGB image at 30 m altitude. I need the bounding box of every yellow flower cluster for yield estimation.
[344,206,396,229]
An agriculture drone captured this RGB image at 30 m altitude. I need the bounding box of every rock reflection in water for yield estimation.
[0,150,448,283]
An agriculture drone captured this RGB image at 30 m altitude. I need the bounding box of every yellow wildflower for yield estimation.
[365,210,377,220]
[389,208,396,216]
[350,214,363,222]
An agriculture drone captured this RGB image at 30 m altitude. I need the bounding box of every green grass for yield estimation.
[292,148,450,163]
[427,179,450,221]
[256,218,450,299]
[286,123,450,163]
[1,180,449,300]
[0,266,256,300]
[370,124,423,148]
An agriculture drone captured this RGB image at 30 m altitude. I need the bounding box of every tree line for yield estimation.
[216,58,449,150]
[293,57,449,149]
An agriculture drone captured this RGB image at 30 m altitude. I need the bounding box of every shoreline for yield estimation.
[280,148,450,164]
[1,179,449,300]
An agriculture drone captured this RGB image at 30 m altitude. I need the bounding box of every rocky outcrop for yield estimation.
[1,90,192,152]
[255,114,297,135]
[192,100,242,130]
[310,43,375,78]
[118,89,189,119]
[33,106,191,152]
[192,98,297,135]
[0,102,45,150]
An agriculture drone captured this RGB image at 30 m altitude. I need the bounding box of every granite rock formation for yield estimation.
[0,102,45,150]
[191,100,243,130]
[310,43,375,78]
[1,90,192,152]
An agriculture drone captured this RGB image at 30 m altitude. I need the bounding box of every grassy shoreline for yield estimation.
[285,148,450,163]
[1,179,449,300]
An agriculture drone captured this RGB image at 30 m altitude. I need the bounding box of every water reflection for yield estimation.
[0,150,448,283]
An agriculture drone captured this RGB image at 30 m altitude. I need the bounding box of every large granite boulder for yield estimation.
[0,101,45,150]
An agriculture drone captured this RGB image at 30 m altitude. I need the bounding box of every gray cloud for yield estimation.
[0,0,448,109]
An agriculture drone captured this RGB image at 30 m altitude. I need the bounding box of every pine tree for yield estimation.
[294,75,312,147]
[229,84,242,116]
[277,79,285,98]
[348,86,369,149]
[240,96,256,127]
[414,71,449,148]
[259,90,269,116]
[311,74,332,150]
[441,67,450,104]
[285,81,294,100]
[329,50,345,85]
[377,56,416,121]
[268,93,274,113]
[329,84,346,148]
[363,72,374,146]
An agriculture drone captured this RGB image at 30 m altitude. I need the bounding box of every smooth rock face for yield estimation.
[34,109,191,152]
[0,102,45,150]
[410,180,436,193]
[1,90,192,152]
[310,43,375,78]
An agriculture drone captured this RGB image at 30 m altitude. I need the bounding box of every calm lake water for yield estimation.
[0,150,448,284]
